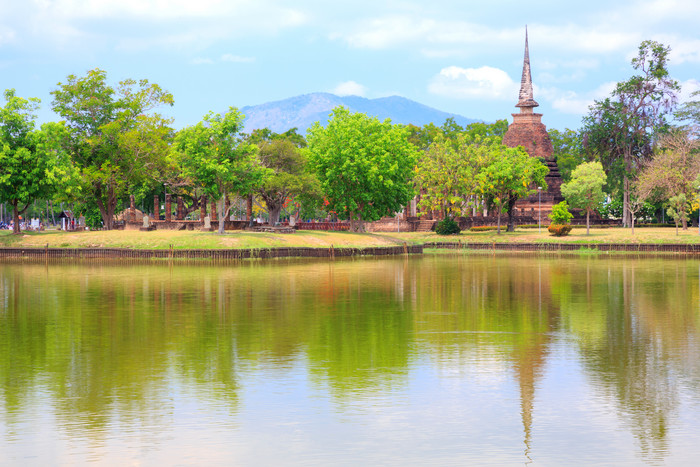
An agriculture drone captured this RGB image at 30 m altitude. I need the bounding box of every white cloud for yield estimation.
[191,57,214,65]
[538,81,617,115]
[428,66,518,100]
[332,81,367,97]
[679,79,700,102]
[221,54,255,63]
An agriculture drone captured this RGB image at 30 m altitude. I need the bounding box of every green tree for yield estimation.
[307,107,418,232]
[583,40,679,228]
[549,128,591,183]
[636,130,700,230]
[665,194,692,235]
[253,134,319,225]
[0,90,76,234]
[675,90,700,127]
[173,108,266,234]
[51,69,174,229]
[477,146,549,234]
[561,161,607,235]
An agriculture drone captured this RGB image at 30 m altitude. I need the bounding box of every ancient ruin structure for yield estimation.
[503,28,563,220]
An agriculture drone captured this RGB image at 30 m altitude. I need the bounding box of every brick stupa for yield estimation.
[502,28,563,218]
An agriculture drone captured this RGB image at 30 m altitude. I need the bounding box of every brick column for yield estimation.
[210,200,217,222]
[176,196,185,220]
[129,195,136,222]
[200,195,207,219]
[247,195,253,223]
[154,195,159,220]
[165,194,172,223]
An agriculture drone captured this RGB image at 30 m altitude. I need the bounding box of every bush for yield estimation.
[548,224,573,236]
[549,201,573,225]
[470,225,498,232]
[435,217,461,235]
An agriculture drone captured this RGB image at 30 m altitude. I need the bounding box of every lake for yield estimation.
[1,254,699,465]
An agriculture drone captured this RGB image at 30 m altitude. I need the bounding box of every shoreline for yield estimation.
[3,241,700,262]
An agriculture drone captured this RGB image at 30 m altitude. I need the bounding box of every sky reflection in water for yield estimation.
[1,255,699,465]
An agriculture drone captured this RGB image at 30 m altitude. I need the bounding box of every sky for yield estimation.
[1,0,699,131]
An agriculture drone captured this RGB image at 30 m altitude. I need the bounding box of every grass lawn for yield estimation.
[2,225,700,250]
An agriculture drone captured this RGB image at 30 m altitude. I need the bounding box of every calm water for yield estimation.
[1,254,700,466]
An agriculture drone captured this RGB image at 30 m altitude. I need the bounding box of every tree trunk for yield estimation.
[682,217,688,230]
[622,175,630,228]
[586,210,590,236]
[12,200,21,235]
[217,194,226,235]
[247,194,254,227]
[268,203,282,226]
[496,209,502,235]
[506,195,517,232]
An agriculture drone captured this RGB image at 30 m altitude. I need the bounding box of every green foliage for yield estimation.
[477,145,549,233]
[254,132,320,225]
[582,41,679,227]
[435,217,461,235]
[561,161,607,233]
[549,128,590,183]
[665,193,692,234]
[0,89,76,234]
[307,106,418,232]
[173,108,267,233]
[549,201,573,225]
[50,69,174,229]
[675,90,700,127]
[548,224,573,236]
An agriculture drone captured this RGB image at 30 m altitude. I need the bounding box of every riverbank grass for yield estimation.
[1,226,700,250]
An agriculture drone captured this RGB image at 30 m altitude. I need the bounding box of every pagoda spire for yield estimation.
[516,26,539,110]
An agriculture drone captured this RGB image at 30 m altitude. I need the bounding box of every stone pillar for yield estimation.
[129,195,136,222]
[154,195,159,220]
[200,195,208,219]
[176,196,185,220]
[210,200,217,222]
[165,194,172,223]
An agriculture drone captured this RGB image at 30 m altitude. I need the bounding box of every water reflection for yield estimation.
[1,255,699,465]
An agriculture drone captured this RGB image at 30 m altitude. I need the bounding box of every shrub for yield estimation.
[435,217,461,235]
[470,226,498,232]
[548,224,573,236]
[549,201,573,225]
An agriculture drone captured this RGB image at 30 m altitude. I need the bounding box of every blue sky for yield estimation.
[1,0,698,131]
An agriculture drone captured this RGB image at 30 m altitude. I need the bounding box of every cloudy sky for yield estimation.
[1,0,698,130]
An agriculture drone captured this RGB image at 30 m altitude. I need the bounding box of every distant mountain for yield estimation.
[240,93,478,134]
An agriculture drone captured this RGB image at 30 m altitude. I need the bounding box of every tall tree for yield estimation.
[51,69,174,229]
[583,41,679,227]
[250,131,319,226]
[636,129,700,230]
[173,108,266,234]
[477,146,549,234]
[0,90,75,234]
[307,107,418,232]
[561,161,607,235]
[414,135,500,219]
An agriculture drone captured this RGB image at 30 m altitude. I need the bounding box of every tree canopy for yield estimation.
[561,161,607,235]
[307,107,418,232]
[583,41,679,227]
[51,69,175,229]
[0,89,75,234]
[173,108,266,234]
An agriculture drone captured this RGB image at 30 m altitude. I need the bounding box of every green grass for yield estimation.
[1,226,700,250]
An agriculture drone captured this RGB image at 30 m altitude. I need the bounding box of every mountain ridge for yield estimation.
[240,93,478,134]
